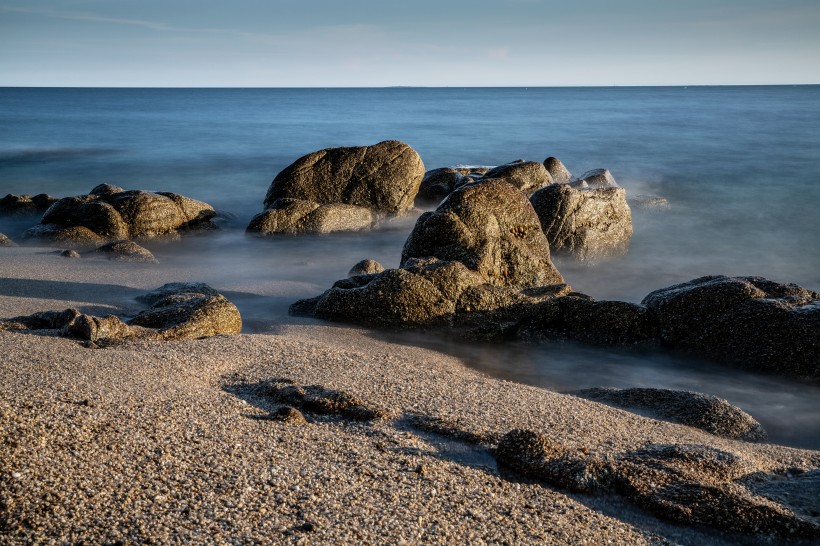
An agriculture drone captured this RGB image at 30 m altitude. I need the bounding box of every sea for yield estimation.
[1,86,819,448]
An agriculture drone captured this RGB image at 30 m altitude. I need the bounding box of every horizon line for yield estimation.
[1,83,819,90]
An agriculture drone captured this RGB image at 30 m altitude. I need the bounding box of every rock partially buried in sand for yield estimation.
[642,276,820,377]
[495,430,820,539]
[530,183,633,261]
[261,379,391,421]
[22,185,218,249]
[0,193,58,217]
[0,283,241,344]
[401,179,564,289]
[92,240,158,263]
[247,140,425,236]
[571,387,767,441]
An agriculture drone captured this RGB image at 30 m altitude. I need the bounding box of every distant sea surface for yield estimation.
[1,86,819,448]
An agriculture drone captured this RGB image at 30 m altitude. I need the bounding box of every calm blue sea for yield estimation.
[1,86,819,448]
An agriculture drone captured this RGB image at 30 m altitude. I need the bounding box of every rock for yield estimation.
[571,168,620,189]
[0,193,58,217]
[543,157,573,184]
[136,282,221,306]
[519,297,658,345]
[129,291,242,341]
[60,249,81,258]
[483,161,553,193]
[416,168,476,204]
[629,194,670,210]
[571,388,767,441]
[66,314,131,343]
[261,379,391,421]
[0,308,81,331]
[22,186,217,249]
[93,240,158,263]
[0,233,16,247]
[641,276,820,377]
[348,259,385,277]
[247,199,375,236]
[270,406,309,425]
[495,430,820,539]
[530,183,633,261]
[262,139,424,214]
[401,179,564,289]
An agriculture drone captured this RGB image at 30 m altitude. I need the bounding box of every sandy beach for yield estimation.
[0,246,818,545]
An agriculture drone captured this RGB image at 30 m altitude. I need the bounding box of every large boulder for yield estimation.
[0,193,58,217]
[571,387,767,441]
[642,276,820,377]
[530,183,633,261]
[482,161,553,194]
[249,140,424,236]
[401,179,564,289]
[21,185,217,249]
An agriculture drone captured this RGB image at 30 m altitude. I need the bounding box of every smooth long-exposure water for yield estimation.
[1,86,819,448]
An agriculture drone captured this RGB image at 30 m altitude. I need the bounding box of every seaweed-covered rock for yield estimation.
[93,240,158,263]
[401,179,564,289]
[543,157,573,184]
[571,388,767,441]
[21,186,217,249]
[0,193,58,217]
[642,276,820,377]
[530,183,632,261]
[482,161,553,194]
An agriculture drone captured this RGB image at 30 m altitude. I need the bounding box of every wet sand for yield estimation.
[1,247,819,544]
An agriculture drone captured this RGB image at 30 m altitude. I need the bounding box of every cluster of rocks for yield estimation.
[0,193,58,217]
[20,184,219,250]
[292,177,820,379]
[495,431,820,539]
[246,140,425,236]
[0,282,241,345]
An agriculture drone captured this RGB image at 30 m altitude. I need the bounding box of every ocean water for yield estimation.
[1,86,819,448]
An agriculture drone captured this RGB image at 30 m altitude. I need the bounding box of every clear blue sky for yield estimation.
[1,0,818,86]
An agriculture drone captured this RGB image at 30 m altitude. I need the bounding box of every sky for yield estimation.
[1,0,818,87]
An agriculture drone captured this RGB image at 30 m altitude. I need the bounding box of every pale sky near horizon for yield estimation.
[1,0,818,87]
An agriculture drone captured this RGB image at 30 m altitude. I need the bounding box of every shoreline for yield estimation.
[2,247,819,543]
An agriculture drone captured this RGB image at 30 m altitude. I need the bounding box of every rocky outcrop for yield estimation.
[642,276,820,377]
[21,185,218,249]
[0,283,241,344]
[248,140,424,236]
[530,183,632,261]
[543,157,573,184]
[0,193,58,217]
[482,161,553,194]
[571,388,767,441]
[496,430,820,539]
[402,179,564,289]
[92,240,158,263]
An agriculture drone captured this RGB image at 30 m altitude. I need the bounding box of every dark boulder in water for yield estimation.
[248,140,424,236]
[0,193,58,217]
[416,168,476,205]
[401,179,564,289]
[530,183,633,261]
[570,387,767,441]
[21,185,218,249]
[642,275,820,378]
